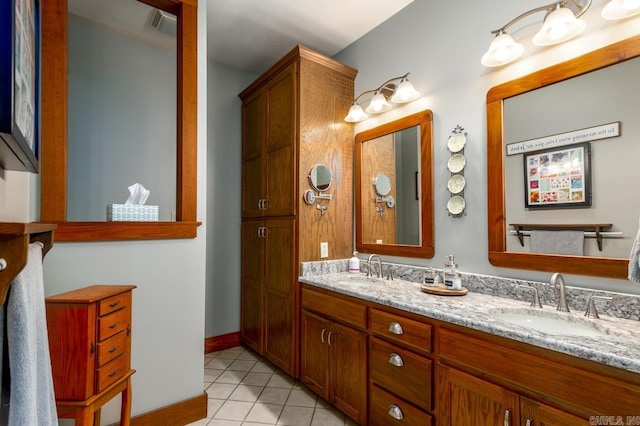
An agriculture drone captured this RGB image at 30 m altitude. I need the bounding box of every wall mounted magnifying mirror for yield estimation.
[355,110,434,258]
[487,35,640,279]
[303,164,333,215]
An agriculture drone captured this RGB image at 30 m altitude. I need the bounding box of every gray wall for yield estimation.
[67,16,177,221]
[205,60,257,338]
[334,0,640,295]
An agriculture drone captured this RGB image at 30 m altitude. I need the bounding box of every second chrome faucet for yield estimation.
[550,272,570,312]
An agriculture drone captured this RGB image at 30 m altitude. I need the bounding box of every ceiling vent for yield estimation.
[150,8,177,37]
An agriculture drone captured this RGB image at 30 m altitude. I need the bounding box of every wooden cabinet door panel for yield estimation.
[300,310,330,400]
[265,144,295,216]
[264,292,294,375]
[331,322,367,425]
[439,366,519,426]
[370,384,433,426]
[520,397,586,426]
[241,221,264,352]
[243,155,264,217]
[243,90,265,160]
[265,219,295,295]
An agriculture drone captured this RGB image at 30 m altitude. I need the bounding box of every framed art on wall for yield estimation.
[523,142,592,209]
[0,0,40,173]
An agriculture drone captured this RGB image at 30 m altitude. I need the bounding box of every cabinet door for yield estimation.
[263,218,296,375]
[241,220,265,353]
[265,63,296,216]
[242,90,266,217]
[438,365,519,426]
[331,322,367,425]
[300,310,331,400]
[520,397,586,426]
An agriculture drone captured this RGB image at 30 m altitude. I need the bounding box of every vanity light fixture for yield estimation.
[602,0,640,20]
[344,73,420,123]
[481,0,592,67]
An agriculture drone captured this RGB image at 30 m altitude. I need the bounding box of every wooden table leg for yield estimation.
[120,375,132,426]
[94,408,101,426]
[75,406,94,426]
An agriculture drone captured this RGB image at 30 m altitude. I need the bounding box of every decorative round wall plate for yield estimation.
[447,133,467,153]
[447,195,466,215]
[447,174,466,194]
[447,153,466,173]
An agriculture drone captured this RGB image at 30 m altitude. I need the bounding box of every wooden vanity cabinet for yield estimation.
[369,308,434,425]
[240,45,357,378]
[300,287,368,424]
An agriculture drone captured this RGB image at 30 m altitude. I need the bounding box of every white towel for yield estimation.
[6,243,58,426]
[629,221,640,283]
[530,230,584,256]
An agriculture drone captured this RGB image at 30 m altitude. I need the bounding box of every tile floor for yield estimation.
[187,345,357,426]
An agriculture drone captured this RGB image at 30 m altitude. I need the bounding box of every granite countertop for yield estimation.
[299,272,640,374]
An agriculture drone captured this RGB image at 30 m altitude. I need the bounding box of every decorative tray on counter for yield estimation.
[420,284,468,296]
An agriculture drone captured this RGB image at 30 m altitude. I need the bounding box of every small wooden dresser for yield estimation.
[46,285,136,425]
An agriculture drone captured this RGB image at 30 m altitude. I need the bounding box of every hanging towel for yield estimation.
[530,230,584,256]
[6,243,58,426]
[629,220,640,283]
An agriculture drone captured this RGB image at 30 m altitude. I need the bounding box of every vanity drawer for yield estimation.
[301,287,367,329]
[97,331,127,367]
[370,337,432,411]
[370,308,432,355]
[96,353,127,393]
[99,292,131,316]
[370,384,433,426]
[98,307,130,341]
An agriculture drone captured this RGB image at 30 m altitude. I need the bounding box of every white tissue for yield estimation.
[125,183,150,205]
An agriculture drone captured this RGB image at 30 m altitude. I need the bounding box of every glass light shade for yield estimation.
[602,0,640,19]
[481,33,524,67]
[344,104,368,122]
[390,80,420,103]
[533,7,586,46]
[365,92,392,114]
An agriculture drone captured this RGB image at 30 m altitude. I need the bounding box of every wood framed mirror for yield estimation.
[487,35,640,279]
[355,110,434,258]
[40,0,199,241]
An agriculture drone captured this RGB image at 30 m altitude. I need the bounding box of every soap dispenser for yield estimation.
[443,255,461,289]
[349,253,360,274]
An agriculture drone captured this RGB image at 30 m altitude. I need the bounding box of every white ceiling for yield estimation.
[68,0,415,74]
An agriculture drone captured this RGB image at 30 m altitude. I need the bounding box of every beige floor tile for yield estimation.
[285,389,317,408]
[216,370,248,384]
[207,398,225,418]
[228,384,263,402]
[186,419,210,426]
[207,358,236,370]
[258,387,291,405]
[241,372,272,387]
[245,402,284,424]
[227,359,257,372]
[266,373,294,389]
[250,360,276,374]
[205,368,225,382]
[310,408,345,426]
[214,400,253,421]
[206,383,238,399]
[237,350,260,361]
[277,405,314,425]
[207,420,242,426]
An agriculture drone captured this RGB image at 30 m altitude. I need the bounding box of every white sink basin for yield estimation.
[489,308,609,337]
[336,275,384,286]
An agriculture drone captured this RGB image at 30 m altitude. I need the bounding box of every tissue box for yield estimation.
[107,204,159,222]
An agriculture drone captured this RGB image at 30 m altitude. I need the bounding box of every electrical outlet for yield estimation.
[320,242,329,258]
[376,239,383,244]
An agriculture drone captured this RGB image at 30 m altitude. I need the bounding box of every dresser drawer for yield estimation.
[98,307,130,341]
[99,292,131,316]
[97,353,127,393]
[370,308,432,355]
[370,337,432,411]
[370,384,433,426]
[301,287,367,329]
[97,331,127,367]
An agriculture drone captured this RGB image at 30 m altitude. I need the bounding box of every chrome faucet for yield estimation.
[550,272,570,312]
[367,254,383,278]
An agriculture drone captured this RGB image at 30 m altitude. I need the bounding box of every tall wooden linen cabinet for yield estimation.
[239,45,357,377]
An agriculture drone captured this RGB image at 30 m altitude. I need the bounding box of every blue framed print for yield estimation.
[0,0,40,173]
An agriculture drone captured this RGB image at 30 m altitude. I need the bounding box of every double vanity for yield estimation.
[299,260,640,425]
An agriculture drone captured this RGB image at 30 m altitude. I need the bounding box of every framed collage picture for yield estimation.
[0,0,40,173]
[523,142,592,209]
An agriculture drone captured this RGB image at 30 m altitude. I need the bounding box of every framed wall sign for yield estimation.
[0,0,40,173]
[523,142,591,209]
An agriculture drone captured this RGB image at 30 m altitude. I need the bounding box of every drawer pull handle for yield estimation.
[109,345,120,354]
[109,321,120,329]
[388,322,404,335]
[108,368,120,378]
[327,331,333,346]
[109,301,120,308]
[90,342,95,355]
[387,404,404,420]
[504,409,511,426]
[321,329,325,343]
[388,353,404,367]
[525,420,532,426]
